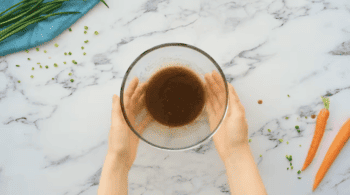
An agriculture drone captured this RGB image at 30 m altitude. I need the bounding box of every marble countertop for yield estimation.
[1,0,350,194]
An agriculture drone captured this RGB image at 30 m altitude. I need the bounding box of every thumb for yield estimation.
[112,94,121,113]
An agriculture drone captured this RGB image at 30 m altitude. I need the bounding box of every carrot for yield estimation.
[301,97,330,171]
[313,118,350,191]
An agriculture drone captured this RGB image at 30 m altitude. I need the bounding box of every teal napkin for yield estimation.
[0,0,101,56]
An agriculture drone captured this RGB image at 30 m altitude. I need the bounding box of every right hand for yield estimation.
[204,70,249,163]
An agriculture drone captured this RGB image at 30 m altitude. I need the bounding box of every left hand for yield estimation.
[109,77,154,171]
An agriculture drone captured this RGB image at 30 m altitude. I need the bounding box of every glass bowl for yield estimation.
[120,43,228,151]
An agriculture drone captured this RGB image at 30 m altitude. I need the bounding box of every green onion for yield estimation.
[287,141,289,144]
[18,80,21,83]
[54,43,59,47]
[94,31,99,35]
[36,48,39,51]
[287,167,289,170]
[68,73,72,76]
[84,40,89,43]
[25,49,29,53]
[37,62,40,64]
[249,139,251,143]
[16,65,20,67]
[64,52,67,55]
[305,116,307,119]
[44,50,47,53]
[84,26,88,30]
[68,52,72,55]
[295,126,299,129]
[285,117,289,119]
[99,0,109,8]
[81,46,84,50]
[32,67,34,70]
[297,130,300,133]
[30,75,34,78]
[52,78,54,80]
[259,155,262,157]
[287,94,290,97]
[70,79,74,82]
[268,129,271,132]
[291,166,293,170]
[290,163,292,166]
[298,177,301,179]
[299,145,301,147]
[54,63,58,67]
[279,139,283,143]
[40,65,42,68]
[69,28,72,31]
[84,31,87,34]
[298,170,301,174]
[286,155,292,161]
[45,65,48,69]
[63,61,66,64]
[27,58,30,60]
[83,52,86,55]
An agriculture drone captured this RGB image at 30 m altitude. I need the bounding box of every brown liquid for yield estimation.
[145,66,206,127]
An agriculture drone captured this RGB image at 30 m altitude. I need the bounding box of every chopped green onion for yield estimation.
[84,26,88,30]
[68,73,72,76]
[32,67,34,70]
[268,129,271,132]
[291,166,293,170]
[298,177,301,179]
[298,170,301,174]
[259,154,262,157]
[25,49,29,53]
[64,52,67,55]
[27,58,30,60]
[287,167,289,170]
[290,163,292,166]
[45,65,48,69]
[83,52,86,55]
[70,79,74,82]
[69,28,72,31]
[286,155,292,161]
[287,94,290,97]
[52,78,54,80]
[94,31,99,35]
[44,50,47,53]
[16,65,20,67]
[54,43,59,47]
[68,52,72,55]
[285,117,289,119]
[249,139,251,143]
[81,46,84,50]
[18,80,21,83]
[279,139,283,143]
[295,126,299,129]
[287,141,289,144]
[305,116,307,119]
[84,31,87,34]
[37,62,40,64]
[84,40,89,43]
[299,145,301,147]
[63,61,66,64]
[40,65,43,68]
[36,48,39,51]
[54,63,58,67]
[297,130,301,133]
[30,75,34,78]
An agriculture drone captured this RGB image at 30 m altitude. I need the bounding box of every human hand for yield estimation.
[204,70,249,163]
[109,77,154,171]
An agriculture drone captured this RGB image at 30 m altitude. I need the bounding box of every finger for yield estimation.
[204,79,217,115]
[132,83,147,105]
[227,82,245,112]
[125,77,139,99]
[212,70,225,92]
[138,114,154,135]
[205,73,223,106]
[112,94,121,116]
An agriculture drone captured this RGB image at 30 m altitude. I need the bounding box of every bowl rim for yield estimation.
[120,42,229,151]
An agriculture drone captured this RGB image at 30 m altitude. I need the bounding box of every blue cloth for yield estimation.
[0,0,101,56]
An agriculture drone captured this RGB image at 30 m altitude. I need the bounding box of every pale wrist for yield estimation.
[224,144,251,166]
[105,152,130,172]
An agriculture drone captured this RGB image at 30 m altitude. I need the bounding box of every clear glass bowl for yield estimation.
[120,43,228,151]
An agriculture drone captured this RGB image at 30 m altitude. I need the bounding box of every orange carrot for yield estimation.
[313,118,350,191]
[301,97,330,171]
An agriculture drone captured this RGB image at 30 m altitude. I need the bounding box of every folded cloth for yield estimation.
[0,0,100,57]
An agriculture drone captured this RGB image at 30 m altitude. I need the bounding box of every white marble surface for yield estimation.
[1,0,350,194]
